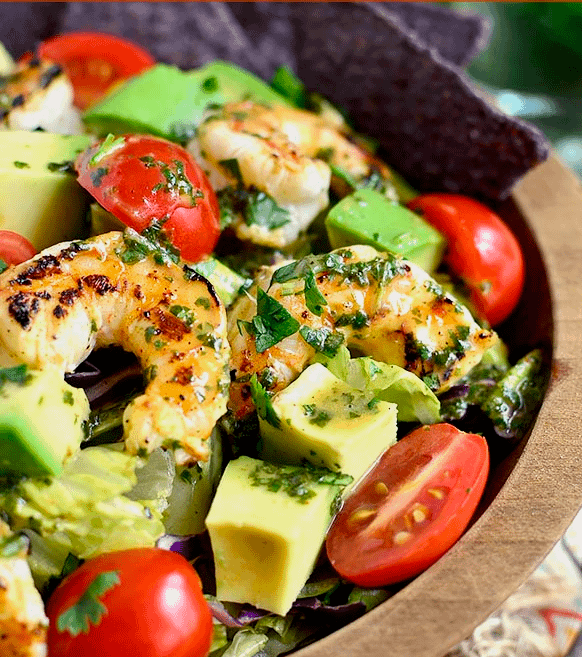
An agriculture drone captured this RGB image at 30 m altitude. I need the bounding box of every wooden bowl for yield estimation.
[297,155,582,657]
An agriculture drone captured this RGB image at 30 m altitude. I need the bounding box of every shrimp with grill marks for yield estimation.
[0,231,230,464]
[188,101,394,249]
[228,245,497,420]
[0,57,82,134]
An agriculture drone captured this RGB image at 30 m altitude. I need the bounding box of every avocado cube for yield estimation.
[325,188,446,273]
[205,455,341,615]
[0,131,93,251]
[0,365,89,477]
[259,363,397,484]
[83,61,290,141]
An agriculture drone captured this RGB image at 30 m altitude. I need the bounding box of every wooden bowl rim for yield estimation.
[296,155,582,657]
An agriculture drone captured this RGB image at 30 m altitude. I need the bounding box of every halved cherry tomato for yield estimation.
[0,230,37,267]
[37,32,155,109]
[75,134,221,262]
[326,423,489,587]
[46,547,213,657]
[407,194,525,327]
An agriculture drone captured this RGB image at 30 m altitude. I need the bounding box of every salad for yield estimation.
[0,32,548,657]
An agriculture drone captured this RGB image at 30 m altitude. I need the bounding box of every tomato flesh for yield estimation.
[46,548,213,657]
[407,193,525,326]
[38,32,155,109]
[326,424,489,587]
[0,230,37,267]
[75,134,221,262]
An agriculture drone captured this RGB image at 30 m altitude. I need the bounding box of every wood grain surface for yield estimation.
[296,156,582,657]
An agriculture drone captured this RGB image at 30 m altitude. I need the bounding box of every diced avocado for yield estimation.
[83,61,291,141]
[325,188,446,273]
[205,455,345,615]
[0,364,89,477]
[258,363,397,484]
[187,257,248,307]
[0,131,93,251]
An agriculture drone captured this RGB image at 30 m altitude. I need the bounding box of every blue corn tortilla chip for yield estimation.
[294,3,550,201]
[378,2,491,67]
[0,2,549,201]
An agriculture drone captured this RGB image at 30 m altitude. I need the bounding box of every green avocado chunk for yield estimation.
[0,131,93,251]
[325,188,446,273]
[258,363,397,484]
[206,455,347,615]
[0,365,89,478]
[83,61,291,141]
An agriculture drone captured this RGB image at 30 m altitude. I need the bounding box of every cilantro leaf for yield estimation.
[250,288,300,353]
[299,326,344,358]
[244,190,290,230]
[0,364,32,390]
[0,258,7,274]
[304,269,327,316]
[218,158,243,183]
[89,134,126,166]
[56,570,121,637]
[250,374,281,428]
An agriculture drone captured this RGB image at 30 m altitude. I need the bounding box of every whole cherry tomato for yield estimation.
[326,423,489,587]
[75,134,221,262]
[37,32,155,110]
[408,194,525,326]
[0,230,37,268]
[46,547,213,657]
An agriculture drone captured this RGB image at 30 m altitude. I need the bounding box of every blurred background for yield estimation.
[454,2,582,178]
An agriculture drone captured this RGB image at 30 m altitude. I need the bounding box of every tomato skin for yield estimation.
[326,424,489,587]
[46,548,213,657]
[407,194,525,327]
[75,134,221,262]
[37,32,155,109]
[0,230,37,266]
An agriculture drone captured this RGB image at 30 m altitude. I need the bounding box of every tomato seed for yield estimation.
[393,531,411,545]
[427,487,445,499]
[348,508,376,527]
[374,481,389,495]
[412,504,429,523]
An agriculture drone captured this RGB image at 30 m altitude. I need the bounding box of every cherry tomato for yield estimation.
[46,547,213,657]
[407,194,525,327]
[75,134,221,262]
[0,230,37,267]
[326,423,489,587]
[37,32,155,109]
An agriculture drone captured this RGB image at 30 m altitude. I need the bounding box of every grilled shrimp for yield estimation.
[189,101,392,248]
[0,231,230,463]
[0,57,82,134]
[228,245,496,420]
[0,524,48,657]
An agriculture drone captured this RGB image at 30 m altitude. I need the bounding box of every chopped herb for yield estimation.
[335,311,369,329]
[56,570,121,636]
[249,461,352,503]
[117,221,181,266]
[218,158,243,183]
[315,147,335,162]
[195,297,211,310]
[13,160,29,168]
[299,326,344,357]
[243,288,300,353]
[89,166,108,187]
[250,373,280,429]
[89,134,125,166]
[169,305,195,327]
[202,76,219,93]
[143,365,158,384]
[0,364,32,390]
[144,326,157,343]
[270,65,307,107]
[244,190,290,230]
[47,160,75,174]
[63,390,75,406]
[422,373,441,392]
[303,269,327,316]
[0,258,7,274]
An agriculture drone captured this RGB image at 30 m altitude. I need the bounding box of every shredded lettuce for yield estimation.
[315,346,440,423]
